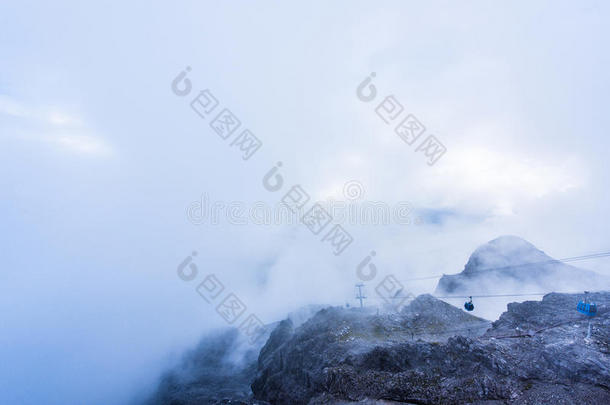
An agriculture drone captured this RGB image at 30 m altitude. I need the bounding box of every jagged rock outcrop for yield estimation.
[435,236,608,295]
[252,292,610,404]
[400,294,490,338]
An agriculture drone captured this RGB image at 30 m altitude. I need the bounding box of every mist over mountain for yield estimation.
[4,2,610,404]
[144,306,326,405]
[145,294,491,405]
[148,290,610,404]
[435,235,609,296]
[144,236,610,405]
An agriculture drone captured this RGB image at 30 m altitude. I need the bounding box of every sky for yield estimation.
[1,1,610,404]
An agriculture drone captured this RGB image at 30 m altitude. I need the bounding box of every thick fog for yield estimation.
[1,1,610,404]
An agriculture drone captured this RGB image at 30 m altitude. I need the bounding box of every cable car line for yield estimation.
[435,292,564,299]
[366,291,582,300]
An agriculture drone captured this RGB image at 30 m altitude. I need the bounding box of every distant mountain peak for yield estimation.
[436,236,606,295]
[463,235,550,274]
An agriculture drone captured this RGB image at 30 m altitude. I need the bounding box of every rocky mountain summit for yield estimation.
[146,291,609,405]
[145,236,610,404]
[252,291,609,404]
[435,236,608,295]
[144,296,489,405]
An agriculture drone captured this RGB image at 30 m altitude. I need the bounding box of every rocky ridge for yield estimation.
[252,292,610,404]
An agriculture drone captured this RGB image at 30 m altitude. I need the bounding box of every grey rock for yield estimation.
[252,292,610,405]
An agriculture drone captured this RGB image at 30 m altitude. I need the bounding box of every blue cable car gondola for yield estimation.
[464,296,474,311]
[577,291,597,316]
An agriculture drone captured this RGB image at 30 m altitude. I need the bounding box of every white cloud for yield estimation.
[434,146,586,216]
[0,94,30,117]
[47,111,83,126]
[0,95,114,157]
[52,133,113,156]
